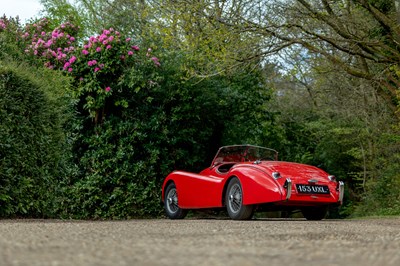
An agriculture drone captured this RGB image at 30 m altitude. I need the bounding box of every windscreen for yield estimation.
[212,145,277,165]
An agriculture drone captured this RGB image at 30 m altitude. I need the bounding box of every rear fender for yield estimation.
[229,167,284,205]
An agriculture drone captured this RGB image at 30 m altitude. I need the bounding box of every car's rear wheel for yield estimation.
[301,206,328,220]
[164,183,187,219]
[226,177,254,220]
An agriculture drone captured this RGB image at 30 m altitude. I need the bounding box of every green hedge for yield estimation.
[0,62,72,217]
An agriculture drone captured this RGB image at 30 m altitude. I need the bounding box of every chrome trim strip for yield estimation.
[338,181,345,204]
[308,179,318,183]
[285,178,292,200]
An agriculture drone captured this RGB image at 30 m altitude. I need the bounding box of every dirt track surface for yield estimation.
[0,218,399,266]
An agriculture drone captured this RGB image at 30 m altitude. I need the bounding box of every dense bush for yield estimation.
[352,134,400,217]
[0,62,73,217]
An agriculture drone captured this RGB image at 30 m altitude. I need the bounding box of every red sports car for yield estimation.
[162,145,344,220]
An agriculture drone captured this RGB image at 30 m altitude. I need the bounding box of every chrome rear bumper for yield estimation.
[285,178,292,200]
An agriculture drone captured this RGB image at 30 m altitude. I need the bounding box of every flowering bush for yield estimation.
[21,18,80,70]
[0,16,25,59]
[63,27,161,123]
[19,19,161,124]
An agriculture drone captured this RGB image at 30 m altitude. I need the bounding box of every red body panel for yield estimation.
[163,171,225,208]
[228,165,284,205]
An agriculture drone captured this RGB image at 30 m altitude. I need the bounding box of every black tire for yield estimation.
[164,183,187,219]
[301,206,328,221]
[225,177,254,220]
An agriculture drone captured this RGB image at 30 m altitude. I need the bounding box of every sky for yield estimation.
[1,0,43,23]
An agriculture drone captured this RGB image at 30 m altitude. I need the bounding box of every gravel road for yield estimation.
[0,218,399,266]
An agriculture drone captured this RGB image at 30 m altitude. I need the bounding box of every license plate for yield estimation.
[296,184,330,194]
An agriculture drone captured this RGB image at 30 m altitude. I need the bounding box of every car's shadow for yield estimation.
[179,210,313,221]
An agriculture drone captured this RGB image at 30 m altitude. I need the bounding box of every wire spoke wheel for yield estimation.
[164,183,187,219]
[166,188,179,213]
[228,184,242,213]
[225,177,254,220]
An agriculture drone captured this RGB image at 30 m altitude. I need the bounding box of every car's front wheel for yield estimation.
[164,183,187,219]
[301,206,328,220]
[225,177,254,220]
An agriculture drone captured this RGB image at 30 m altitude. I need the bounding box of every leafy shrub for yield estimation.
[353,135,400,217]
[0,62,73,217]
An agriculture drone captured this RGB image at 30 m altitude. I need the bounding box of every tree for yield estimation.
[186,0,400,115]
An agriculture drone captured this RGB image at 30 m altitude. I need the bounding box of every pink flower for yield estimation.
[99,34,107,42]
[96,47,102,52]
[69,56,77,64]
[0,20,6,30]
[132,45,139,51]
[45,40,53,47]
[151,56,161,67]
[126,38,131,42]
[128,51,133,56]
[82,50,89,55]
[106,45,112,49]
[88,60,97,66]
[94,67,100,72]
[105,87,111,92]
[63,62,71,70]
[68,68,73,72]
